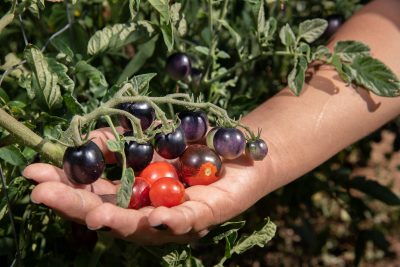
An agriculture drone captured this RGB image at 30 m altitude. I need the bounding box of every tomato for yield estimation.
[323,14,344,40]
[178,110,208,142]
[209,127,246,159]
[128,177,151,209]
[63,141,105,184]
[245,139,268,161]
[154,126,186,159]
[118,101,155,131]
[139,161,179,185]
[166,53,192,81]
[180,145,222,186]
[149,178,185,207]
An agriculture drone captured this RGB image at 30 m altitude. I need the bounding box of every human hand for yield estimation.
[23,127,263,245]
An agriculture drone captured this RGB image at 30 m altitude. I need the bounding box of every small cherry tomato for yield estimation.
[166,53,192,81]
[178,110,208,142]
[180,145,222,186]
[245,139,268,161]
[154,126,186,159]
[211,127,246,159]
[129,177,151,209]
[149,178,185,208]
[63,141,105,184]
[139,161,179,185]
[118,102,155,130]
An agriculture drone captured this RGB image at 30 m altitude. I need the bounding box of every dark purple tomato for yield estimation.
[115,132,154,172]
[166,53,192,81]
[178,110,208,142]
[118,102,155,130]
[245,139,268,161]
[206,127,220,150]
[323,14,344,40]
[212,128,246,160]
[63,141,105,184]
[129,177,151,209]
[180,145,222,186]
[154,126,186,159]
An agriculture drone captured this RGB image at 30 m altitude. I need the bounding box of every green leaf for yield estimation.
[75,61,108,97]
[170,2,181,25]
[203,220,246,243]
[129,0,140,20]
[279,24,295,47]
[106,140,124,153]
[128,73,157,94]
[288,56,308,96]
[231,218,276,255]
[0,13,14,34]
[0,146,26,166]
[24,45,62,109]
[148,0,170,23]
[117,168,135,208]
[162,248,189,267]
[347,56,400,97]
[348,176,400,206]
[257,0,265,34]
[218,19,241,47]
[194,46,210,56]
[263,17,277,42]
[224,232,238,258]
[160,23,174,52]
[331,54,352,83]
[298,19,328,43]
[296,42,311,62]
[177,15,187,37]
[63,94,84,115]
[47,58,75,92]
[87,23,136,55]
[334,41,370,62]
[312,45,331,61]
[117,35,158,84]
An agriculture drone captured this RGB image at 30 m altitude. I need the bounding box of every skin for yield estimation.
[23,0,400,245]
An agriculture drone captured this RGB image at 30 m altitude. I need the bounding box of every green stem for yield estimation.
[0,108,65,166]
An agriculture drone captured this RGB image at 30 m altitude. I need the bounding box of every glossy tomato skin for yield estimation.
[180,145,222,186]
[154,126,186,159]
[118,102,155,130]
[245,139,268,161]
[149,178,185,208]
[166,53,192,81]
[178,110,208,142]
[323,14,344,39]
[139,161,179,185]
[213,128,246,160]
[63,141,105,184]
[129,177,151,209]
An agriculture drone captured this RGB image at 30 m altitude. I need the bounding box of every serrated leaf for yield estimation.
[348,176,400,206]
[331,54,352,83]
[87,23,136,55]
[129,0,140,20]
[170,3,181,25]
[177,15,187,37]
[334,41,370,62]
[0,13,14,34]
[231,218,276,255]
[24,46,62,109]
[0,146,26,166]
[203,220,245,243]
[75,61,108,96]
[148,0,170,23]
[347,56,400,97]
[63,94,84,115]
[218,19,241,47]
[298,19,328,43]
[128,73,157,94]
[312,45,331,60]
[288,56,307,96]
[161,23,174,52]
[106,140,124,153]
[117,168,135,208]
[162,249,189,267]
[47,58,75,92]
[279,24,296,47]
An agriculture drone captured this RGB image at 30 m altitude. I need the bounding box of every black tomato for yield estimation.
[118,102,155,131]
[212,128,246,160]
[115,131,154,172]
[154,126,186,159]
[245,139,268,161]
[178,110,208,142]
[129,177,151,209]
[166,53,192,81]
[63,141,105,184]
[180,145,222,186]
[323,14,344,40]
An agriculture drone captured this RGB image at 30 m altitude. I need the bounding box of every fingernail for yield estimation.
[30,195,40,204]
[152,224,168,231]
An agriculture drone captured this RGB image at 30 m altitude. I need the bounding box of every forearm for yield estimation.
[240,0,400,204]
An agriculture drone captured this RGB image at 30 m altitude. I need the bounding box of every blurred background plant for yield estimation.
[1,0,400,266]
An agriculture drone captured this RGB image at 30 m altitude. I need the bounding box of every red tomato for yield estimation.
[128,177,151,209]
[149,178,185,208]
[139,161,179,185]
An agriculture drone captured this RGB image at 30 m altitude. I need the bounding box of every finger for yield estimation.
[147,185,234,235]
[31,182,103,223]
[23,163,117,195]
[89,127,125,163]
[85,203,202,245]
